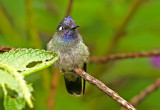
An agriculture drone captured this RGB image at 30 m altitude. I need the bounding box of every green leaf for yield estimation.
[0,48,58,109]
[0,48,58,76]
[0,62,33,107]
[2,84,25,110]
[4,95,25,110]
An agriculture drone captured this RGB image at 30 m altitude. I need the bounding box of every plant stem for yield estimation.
[106,0,145,54]
[47,68,60,110]
[65,0,73,17]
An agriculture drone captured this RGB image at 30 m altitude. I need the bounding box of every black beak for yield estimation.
[71,25,80,30]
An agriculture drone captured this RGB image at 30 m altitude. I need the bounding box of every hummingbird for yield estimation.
[47,16,89,95]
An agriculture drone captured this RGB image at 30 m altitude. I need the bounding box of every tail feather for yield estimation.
[83,79,85,94]
[64,63,87,95]
[64,76,82,95]
[82,63,87,94]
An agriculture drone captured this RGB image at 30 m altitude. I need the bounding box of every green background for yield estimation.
[0,0,160,110]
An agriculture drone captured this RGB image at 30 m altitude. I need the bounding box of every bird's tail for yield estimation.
[64,73,82,95]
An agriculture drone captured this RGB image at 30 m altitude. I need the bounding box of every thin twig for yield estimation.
[48,68,60,110]
[131,78,160,106]
[0,46,19,52]
[106,0,145,54]
[94,0,145,79]
[89,50,160,63]
[45,0,59,15]
[73,68,136,110]
[121,78,160,110]
[92,0,145,82]
[1,46,160,63]
[65,0,73,17]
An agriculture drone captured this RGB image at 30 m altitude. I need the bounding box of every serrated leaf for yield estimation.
[2,84,25,110]
[0,48,58,109]
[0,48,58,76]
[0,62,32,107]
[4,94,26,110]
[0,69,21,93]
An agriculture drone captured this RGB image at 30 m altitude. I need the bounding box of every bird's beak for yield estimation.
[71,25,80,30]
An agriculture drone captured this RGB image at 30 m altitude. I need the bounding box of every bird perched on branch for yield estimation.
[47,16,89,95]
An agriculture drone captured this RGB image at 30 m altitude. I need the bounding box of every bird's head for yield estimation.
[56,16,79,42]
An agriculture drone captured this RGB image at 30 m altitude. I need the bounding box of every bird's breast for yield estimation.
[54,48,84,71]
[47,34,89,72]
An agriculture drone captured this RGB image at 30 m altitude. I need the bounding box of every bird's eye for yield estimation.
[59,26,64,31]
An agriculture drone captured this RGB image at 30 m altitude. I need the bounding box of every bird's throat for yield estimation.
[61,30,78,42]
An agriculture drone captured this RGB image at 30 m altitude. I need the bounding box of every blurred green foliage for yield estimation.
[0,0,160,110]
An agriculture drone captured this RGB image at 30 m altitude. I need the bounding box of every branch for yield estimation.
[106,0,145,54]
[1,46,160,64]
[94,0,145,79]
[1,46,160,63]
[73,68,136,110]
[0,46,19,52]
[130,78,160,106]
[89,50,160,63]
[65,0,73,17]
[47,68,60,110]
[45,0,59,15]
[120,78,160,110]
